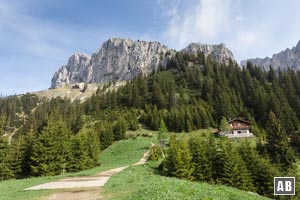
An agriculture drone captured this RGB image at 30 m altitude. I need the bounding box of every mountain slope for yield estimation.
[51,38,236,88]
[241,40,300,70]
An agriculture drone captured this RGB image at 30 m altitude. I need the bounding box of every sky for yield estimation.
[1,0,300,95]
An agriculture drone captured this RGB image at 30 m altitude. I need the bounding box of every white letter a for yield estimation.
[277,181,284,191]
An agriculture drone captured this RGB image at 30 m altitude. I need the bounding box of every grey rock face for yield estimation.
[181,43,235,65]
[51,38,236,88]
[51,53,91,88]
[241,40,300,70]
[51,38,169,88]
[88,38,169,84]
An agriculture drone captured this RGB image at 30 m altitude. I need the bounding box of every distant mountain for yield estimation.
[51,38,236,88]
[241,40,300,70]
[181,43,234,65]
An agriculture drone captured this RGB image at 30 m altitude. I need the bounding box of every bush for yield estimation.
[148,145,163,161]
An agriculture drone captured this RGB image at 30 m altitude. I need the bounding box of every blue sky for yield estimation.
[1,0,300,95]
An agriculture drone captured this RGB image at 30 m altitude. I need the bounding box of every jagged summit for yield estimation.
[51,38,236,88]
[241,40,300,70]
[181,42,234,65]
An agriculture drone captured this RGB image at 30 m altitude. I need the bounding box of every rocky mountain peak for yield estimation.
[295,40,300,52]
[51,38,236,88]
[241,40,300,70]
[180,42,235,65]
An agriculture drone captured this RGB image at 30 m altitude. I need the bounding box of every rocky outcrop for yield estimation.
[241,40,300,70]
[51,38,170,88]
[51,38,236,88]
[181,43,235,65]
[51,53,91,88]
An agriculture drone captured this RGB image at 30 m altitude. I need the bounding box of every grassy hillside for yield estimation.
[102,161,270,200]
[32,83,100,102]
[0,135,155,200]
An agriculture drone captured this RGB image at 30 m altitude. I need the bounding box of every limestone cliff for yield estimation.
[51,38,236,88]
[241,41,300,70]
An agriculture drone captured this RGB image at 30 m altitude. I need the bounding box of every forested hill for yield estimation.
[0,51,300,197]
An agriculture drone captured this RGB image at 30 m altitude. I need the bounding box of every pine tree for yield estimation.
[114,116,127,140]
[0,116,14,180]
[222,141,254,191]
[239,140,279,196]
[163,134,178,175]
[265,111,296,169]
[68,130,90,171]
[30,118,71,176]
[0,136,14,180]
[152,82,165,109]
[158,120,168,140]
[189,135,212,182]
[173,134,194,180]
[20,127,36,178]
[87,128,100,167]
[219,117,229,131]
[94,122,114,150]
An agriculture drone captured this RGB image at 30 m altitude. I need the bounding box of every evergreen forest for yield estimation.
[1,52,300,198]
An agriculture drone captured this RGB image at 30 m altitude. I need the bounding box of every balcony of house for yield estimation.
[231,126,250,130]
[225,132,254,138]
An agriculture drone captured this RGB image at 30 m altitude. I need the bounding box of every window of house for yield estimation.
[238,123,241,127]
[238,131,241,134]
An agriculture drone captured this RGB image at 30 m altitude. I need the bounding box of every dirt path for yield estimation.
[25,151,149,200]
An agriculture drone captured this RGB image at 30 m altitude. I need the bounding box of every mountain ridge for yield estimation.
[241,40,300,70]
[51,38,236,88]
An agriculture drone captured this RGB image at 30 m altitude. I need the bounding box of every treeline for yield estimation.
[162,113,299,198]
[0,93,39,128]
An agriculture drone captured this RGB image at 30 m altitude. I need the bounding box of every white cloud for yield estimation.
[162,0,233,49]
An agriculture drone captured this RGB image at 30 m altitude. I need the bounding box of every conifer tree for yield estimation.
[114,116,127,140]
[163,134,178,175]
[30,118,71,176]
[219,117,229,131]
[265,111,296,169]
[158,120,168,140]
[152,82,165,109]
[68,130,90,171]
[20,126,36,177]
[189,135,212,182]
[221,141,254,191]
[87,128,100,167]
[0,115,14,180]
[94,122,114,150]
[173,134,194,180]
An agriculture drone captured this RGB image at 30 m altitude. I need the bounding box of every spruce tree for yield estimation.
[0,115,14,180]
[189,135,212,182]
[94,122,114,150]
[173,134,194,180]
[30,118,71,176]
[163,134,178,175]
[158,120,168,140]
[219,117,229,131]
[114,116,127,140]
[87,128,100,167]
[68,130,90,171]
[0,135,14,180]
[265,111,296,169]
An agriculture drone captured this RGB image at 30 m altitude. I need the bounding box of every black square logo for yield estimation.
[274,177,295,195]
